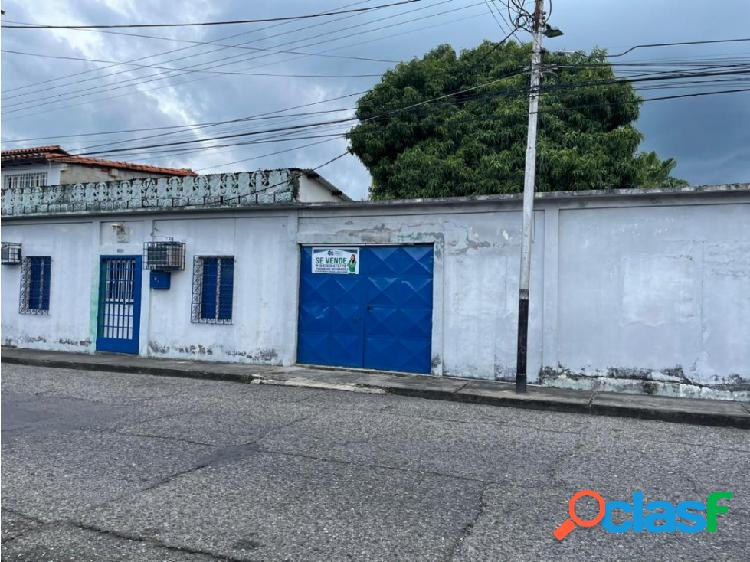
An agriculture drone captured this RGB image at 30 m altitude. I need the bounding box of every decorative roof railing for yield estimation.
[1,170,295,216]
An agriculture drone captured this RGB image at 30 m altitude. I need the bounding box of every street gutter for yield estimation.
[2,347,748,429]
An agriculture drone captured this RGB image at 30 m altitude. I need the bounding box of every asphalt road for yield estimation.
[2,364,748,561]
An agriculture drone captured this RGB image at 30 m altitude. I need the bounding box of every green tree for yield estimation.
[348,41,687,200]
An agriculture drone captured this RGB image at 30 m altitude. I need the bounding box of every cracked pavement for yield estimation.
[2,364,749,561]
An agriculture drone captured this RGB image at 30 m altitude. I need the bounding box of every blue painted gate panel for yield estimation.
[96,256,142,354]
[297,245,434,374]
[297,249,364,368]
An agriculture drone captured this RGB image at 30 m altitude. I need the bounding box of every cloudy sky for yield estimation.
[2,0,748,200]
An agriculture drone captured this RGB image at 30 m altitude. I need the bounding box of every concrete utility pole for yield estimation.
[515,0,544,393]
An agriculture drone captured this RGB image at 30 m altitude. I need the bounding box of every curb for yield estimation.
[1,354,259,384]
[376,385,750,429]
[3,353,749,429]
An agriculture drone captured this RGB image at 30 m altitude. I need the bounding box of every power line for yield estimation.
[138,76,750,169]
[1,0,425,29]
[1,0,385,96]
[3,0,469,114]
[7,33,748,167]
[83,83,750,167]
[79,118,359,157]
[2,91,366,144]
[2,0,389,106]
[532,86,750,116]
[67,67,531,158]
[1,49,384,79]
[46,65,750,161]
[76,111,356,154]
[0,37,396,95]
[608,37,750,57]
[483,0,508,33]
[8,60,744,154]
[195,137,343,171]
[2,0,386,101]
[2,2,482,121]
[116,132,352,160]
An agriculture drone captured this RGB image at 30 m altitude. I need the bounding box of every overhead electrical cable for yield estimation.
[2,91,366,144]
[87,72,750,161]
[53,65,750,161]
[1,49,384,78]
[83,84,750,166]
[3,0,470,114]
[0,0,425,29]
[1,0,384,97]
[195,137,343,171]
[608,37,750,58]
[2,0,397,106]
[2,4,484,121]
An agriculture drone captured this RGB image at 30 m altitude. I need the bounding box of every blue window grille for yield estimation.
[20,256,51,314]
[191,256,234,324]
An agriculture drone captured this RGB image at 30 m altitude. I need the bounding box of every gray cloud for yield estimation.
[2,0,748,200]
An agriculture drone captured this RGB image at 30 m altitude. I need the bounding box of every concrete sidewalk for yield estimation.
[3,347,749,429]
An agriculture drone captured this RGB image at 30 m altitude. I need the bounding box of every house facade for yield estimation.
[2,145,196,189]
[2,177,748,400]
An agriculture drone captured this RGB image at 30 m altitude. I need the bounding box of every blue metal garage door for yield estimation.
[297,245,434,374]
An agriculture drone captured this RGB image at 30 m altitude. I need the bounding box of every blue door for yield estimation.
[297,245,434,374]
[96,256,142,354]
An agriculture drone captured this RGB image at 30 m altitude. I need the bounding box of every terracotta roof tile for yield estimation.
[2,145,68,159]
[2,145,196,177]
[51,155,196,176]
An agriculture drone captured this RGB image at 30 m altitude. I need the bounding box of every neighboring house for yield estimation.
[1,145,350,203]
[2,145,196,189]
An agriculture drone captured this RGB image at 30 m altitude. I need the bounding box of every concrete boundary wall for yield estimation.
[1,171,296,216]
[2,185,749,400]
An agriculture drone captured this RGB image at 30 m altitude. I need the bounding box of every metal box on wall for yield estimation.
[150,270,171,290]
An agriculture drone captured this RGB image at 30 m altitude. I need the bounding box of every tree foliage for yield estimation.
[348,42,686,200]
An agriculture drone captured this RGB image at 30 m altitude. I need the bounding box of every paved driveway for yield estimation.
[2,364,748,561]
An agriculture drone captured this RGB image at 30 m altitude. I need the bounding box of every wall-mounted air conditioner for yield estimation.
[1,242,22,265]
[143,240,185,271]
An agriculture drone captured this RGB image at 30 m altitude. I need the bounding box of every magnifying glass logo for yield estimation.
[554,489,606,541]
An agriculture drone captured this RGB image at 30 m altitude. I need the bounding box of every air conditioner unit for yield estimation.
[1,242,22,265]
[143,240,185,271]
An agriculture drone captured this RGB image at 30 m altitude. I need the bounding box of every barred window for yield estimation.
[4,172,48,190]
[20,256,51,314]
[191,256,234,324]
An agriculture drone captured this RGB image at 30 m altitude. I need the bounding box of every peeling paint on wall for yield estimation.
[3,334,92,352]
[147,341,281,365]
[539,366,750,401]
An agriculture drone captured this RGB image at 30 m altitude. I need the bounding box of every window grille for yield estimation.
[191,256,234,324]
[3,172,48,190]
[2,242,22,265]
[143,241,186,271]
[20,256,51,314]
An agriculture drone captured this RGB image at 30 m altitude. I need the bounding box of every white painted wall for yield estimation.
[2,162,63,187]
[1,221,94,351]
[555,204,750,389]
[297,174,348,203]
[2,190,749,399]
[146,215,299,364]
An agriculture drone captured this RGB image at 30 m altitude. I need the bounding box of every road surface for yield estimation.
[2,364,748,560]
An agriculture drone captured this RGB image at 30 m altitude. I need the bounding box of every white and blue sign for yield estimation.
[312,247,359,274]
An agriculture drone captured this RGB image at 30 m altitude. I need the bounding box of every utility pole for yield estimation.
[515,0,544,393]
